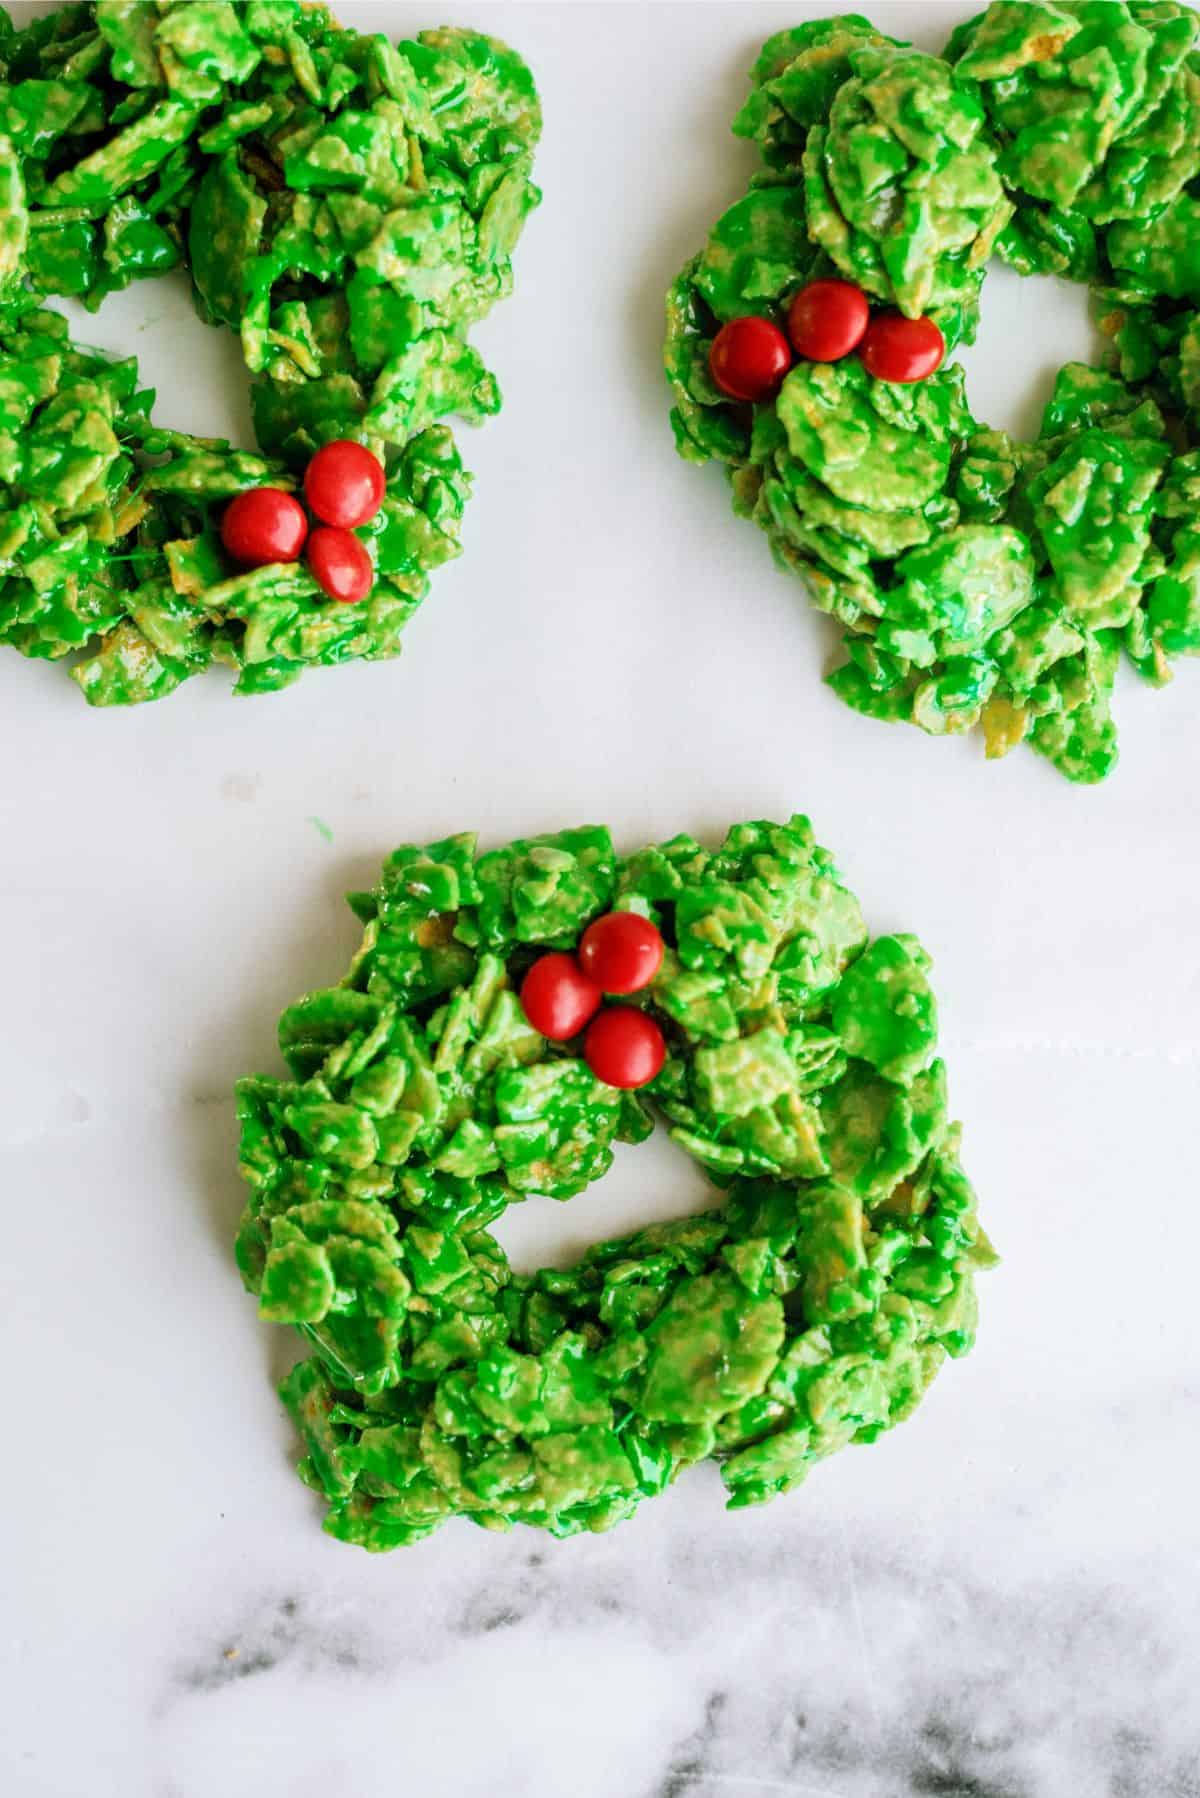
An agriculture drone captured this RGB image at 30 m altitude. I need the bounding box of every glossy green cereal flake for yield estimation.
[235,817,994,1548]
[667,3,1200,780]
[803,44,1012,319]
[0,1,540,701]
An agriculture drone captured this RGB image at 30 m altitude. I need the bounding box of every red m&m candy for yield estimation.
[787,278,870,363]
[221,488,308,567]
[578,912,664,995]
[708,315,792,403]
[859,313,945,384]
[306,526,374,604]
[304,440,386,529]
[520,953,602,1041]
[584,1007,666,1091]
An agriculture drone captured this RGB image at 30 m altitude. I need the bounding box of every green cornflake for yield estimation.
[95,1,163,89]
[476,825,616,948]
[803,44,1011,319]
[41,97,203,205]
[153,1,260,94]
[237,816,993,1549]
[732,16,900,170]
[667,3,1200,782]
[0,1,540,703]
[953,1,1198,218]
[187,151,266,330]
[831,934,937,1082]
[0,139,28,298]
[692,185,818,325]
[1029,427,1169,628]
[1108,191,1200,300]
[777,357,969,512]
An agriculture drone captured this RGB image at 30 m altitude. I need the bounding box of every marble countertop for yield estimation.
[2,3,1198,1794]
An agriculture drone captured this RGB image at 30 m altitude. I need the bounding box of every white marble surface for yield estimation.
[3,3,1200,1794]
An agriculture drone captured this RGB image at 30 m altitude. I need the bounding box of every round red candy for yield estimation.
[859,313,945,384]
[306,526,374,604]
[583,1007,666,1091]
[520,953,602,1042]
[303,439,386,529]
[578,911,664,995]
[221,487,308,567]
[787,278,870,363]
[708,315,792,404]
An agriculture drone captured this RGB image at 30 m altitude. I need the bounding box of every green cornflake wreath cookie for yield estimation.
[0,2,539,703]
[234,817,995,1550]
[666,2,1200,782]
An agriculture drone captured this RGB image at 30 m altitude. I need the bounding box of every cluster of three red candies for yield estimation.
[520,911,670,1090]
[220,439,387,603]
[709,276,945,404]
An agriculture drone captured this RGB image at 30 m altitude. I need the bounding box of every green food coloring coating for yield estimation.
[666,3,1200,781]
[234,816,994,1549]
[803,44,1012,320]
[0,1,540,702]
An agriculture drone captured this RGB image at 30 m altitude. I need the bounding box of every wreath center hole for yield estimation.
[956,261,1103,443]
[490,1127,725,1275]
[52,269,256,450]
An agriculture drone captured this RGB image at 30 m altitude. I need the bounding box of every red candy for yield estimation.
[708,315,793,403]
[221,488,308,567]
[787,278,870,363]
[520,953,602,1041]
[578,912,664,995]
[306,526,374,604]
[859,313,945,384]
[304,440,386,529]
[584,1007,666,1091]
